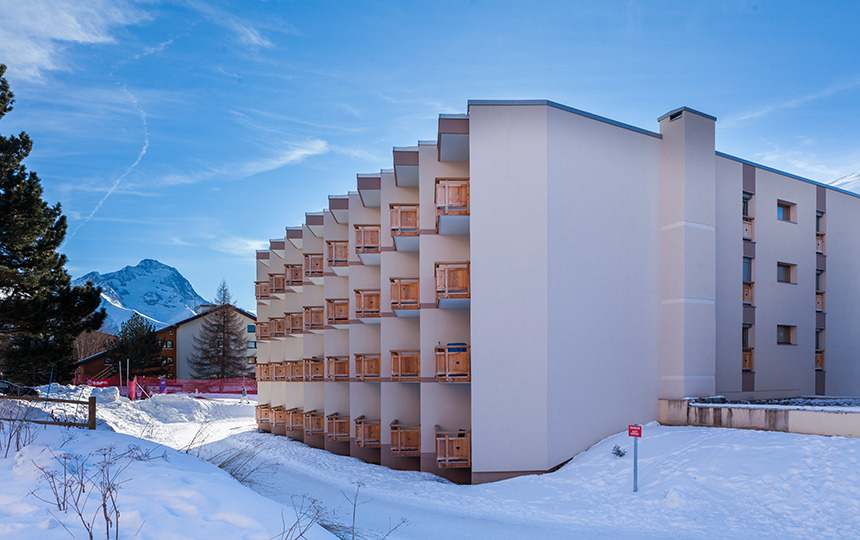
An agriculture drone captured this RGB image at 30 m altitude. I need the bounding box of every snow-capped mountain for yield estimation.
[830,171,860,194]
[72,259,209,331]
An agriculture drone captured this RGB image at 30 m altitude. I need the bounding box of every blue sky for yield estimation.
[2,1,859,311]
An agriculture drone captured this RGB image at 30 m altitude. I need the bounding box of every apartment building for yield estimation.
[253,100,860,483]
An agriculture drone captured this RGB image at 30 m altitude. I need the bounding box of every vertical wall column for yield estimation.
[658,108,717,399]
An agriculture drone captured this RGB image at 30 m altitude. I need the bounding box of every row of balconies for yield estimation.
[255,405,470,467]
[254,345,471,382]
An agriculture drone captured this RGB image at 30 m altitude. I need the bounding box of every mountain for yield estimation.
[73,259,209,331]
[830,171,860,194]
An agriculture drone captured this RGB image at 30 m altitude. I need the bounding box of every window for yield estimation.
[777,325,796,345]
[816,271,824,292]
[248,341,257,349]
[777,201,795,222]
[742,325,752,349]
[777,263,795,284]
[160,340,174,349]
[743,258,753,283]
[248,357,257,365]
[816,211,824,233]
[742,193,752,219]
[247,325,255,333]
[815,329,824,350]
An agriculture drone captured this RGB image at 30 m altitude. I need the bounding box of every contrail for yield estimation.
[69,85,149,238]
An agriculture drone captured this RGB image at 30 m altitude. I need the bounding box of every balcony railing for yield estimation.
[742,347,754,371]
[303,306,324,331]
[354,225,381,254]
[354,289,381,318]
[354,416,381,448]
[390,278,419,310]
[436,179,469,216]
[326,240,349,267]
[391,350,420,381]
[326,356,349,381]
[255,363,271,381]
[270,317,287,338]
[303,410,324,436]
[255,404,270,425]
[436,344,470,382]
[288,360,304,381]
[355,354,381,381]
[255,322,270,341]
[272,362,288,381]
[390,420,420,457]
[435,262,470,303]
[742,217,754,241]
[269,273,287,294]
[816,233,825,254]
[269,406,287,429]
[326,413,350,441]
[815,349,825,371]
[285,264,303,286]
[743,282,754,305]
[435,426,471,468]
[255,281,270,300]
[285,407,304,430]
[303,254,323,278]
[303,358,324,381]
[390,204,419,236]
[326,299,349,325]
[284,313,303,334]
[816,291,825,312]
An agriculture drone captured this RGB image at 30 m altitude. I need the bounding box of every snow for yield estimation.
[3,387,860,539]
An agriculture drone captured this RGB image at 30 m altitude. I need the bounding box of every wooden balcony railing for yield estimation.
[436,179,470,216]
[303,358,324,381]
[303,306,324,331]
[285,264,303,286]
[816,291,825,312]
[354,289,381,318]
[326,299,349,325]
[742,218,754,241]
[815,349,825,371]
[743,282,754,305]
[354,416,381,448]
[355,354,381,381]
[284,313,303,334]
[303,253,323,278]
[326,240,349,267]
[269,273,287,294]
[285,407,304,431]
[391,350,420,382]
[436,344,470,382]
[816,233,825,254]
[255,322,270,341]
[435,426,471,468]
[390,278,419,310]
[271,406,287,428]
[255,363,270,381]
[255,281,270,300]
[390,204,419,236]
[303,410,324,436]
[354,225,381,254]
[390,420,420,457]
[435,262,470,302]
[286,360,304,381]
[255,404,270,424]
[742,347,754,372]
[326,356,349,381]
[270,317,287,338]
[326,413,350,442]
[272,362,288,381]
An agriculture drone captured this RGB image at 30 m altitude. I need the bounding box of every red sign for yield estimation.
[628,425,642,438]
[87,379,110,387]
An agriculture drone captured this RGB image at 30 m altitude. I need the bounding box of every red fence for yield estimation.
[79,376,257,396]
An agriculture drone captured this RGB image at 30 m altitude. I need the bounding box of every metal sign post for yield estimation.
[628,424,642,492]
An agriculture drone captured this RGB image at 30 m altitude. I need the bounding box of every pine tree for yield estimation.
[104,314,165,379]
[189,281,251,379]
[0,64,106,385]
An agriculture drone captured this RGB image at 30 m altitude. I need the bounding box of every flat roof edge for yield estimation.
[467,99,662,139]
[715,151,860,200]
[439,113,468,119]
[657,106,717,123]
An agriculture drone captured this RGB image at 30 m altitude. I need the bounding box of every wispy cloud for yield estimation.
[185,0,279,49]
[753,145,843,181]
[723,77,860,127]
[133,38,175,60]
[0,0,149,82]
[211,235,268,256]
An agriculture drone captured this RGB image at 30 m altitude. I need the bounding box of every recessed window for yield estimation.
[742,193,753,219]
[777,263,796,284]
[247,325,255,333]
[743,257,753,283]
[777,325,796,345]
[248,341,257,349]
[777,201,795,222]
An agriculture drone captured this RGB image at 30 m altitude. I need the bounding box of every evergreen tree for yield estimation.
[0,64,106,384]
[104,314,165,379]
[189,281,251,379]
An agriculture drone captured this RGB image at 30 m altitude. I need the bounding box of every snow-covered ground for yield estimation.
[2,386,859,539]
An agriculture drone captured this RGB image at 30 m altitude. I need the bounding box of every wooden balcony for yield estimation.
[742,347,754,372]
[326,356,349,381]
[303,410,324,436]
[326,413,350,442]
[816,233,825,254]
[285,264,303,287]
[816,291,825,312]
[743,282,754,305]
[435,262,470,308]
[269,272,287,294]
[390,204,419,237]
[272,362,288,381]
[354,416,381,448]
[354,225,381,265]
[355,354,381,381]
[255,322,270,341]
[269,316,287,338]
[255,363,271,381]
[286,360,304,381]
[255,281,271,301]
[390,420,420,456]
[303,306,324,332]
[270,406,287,428]
[303,358,324,381]
[435,426,471,468]
[390,278,419,313]
[326,299,349,326]
[284,313,303,335]
[436,344,470,382]
[326,240,349,269]
[285,407,304,431]
[436,179,470,235]
[255,404,270,425]
[303,253,323,279]
[354,289,381,319]
[742,217,754,241]
[815,349,825,371]
[391,350,420,382]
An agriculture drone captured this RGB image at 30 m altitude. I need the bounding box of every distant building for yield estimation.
[75,305,257,382]
[252,100,860,483]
